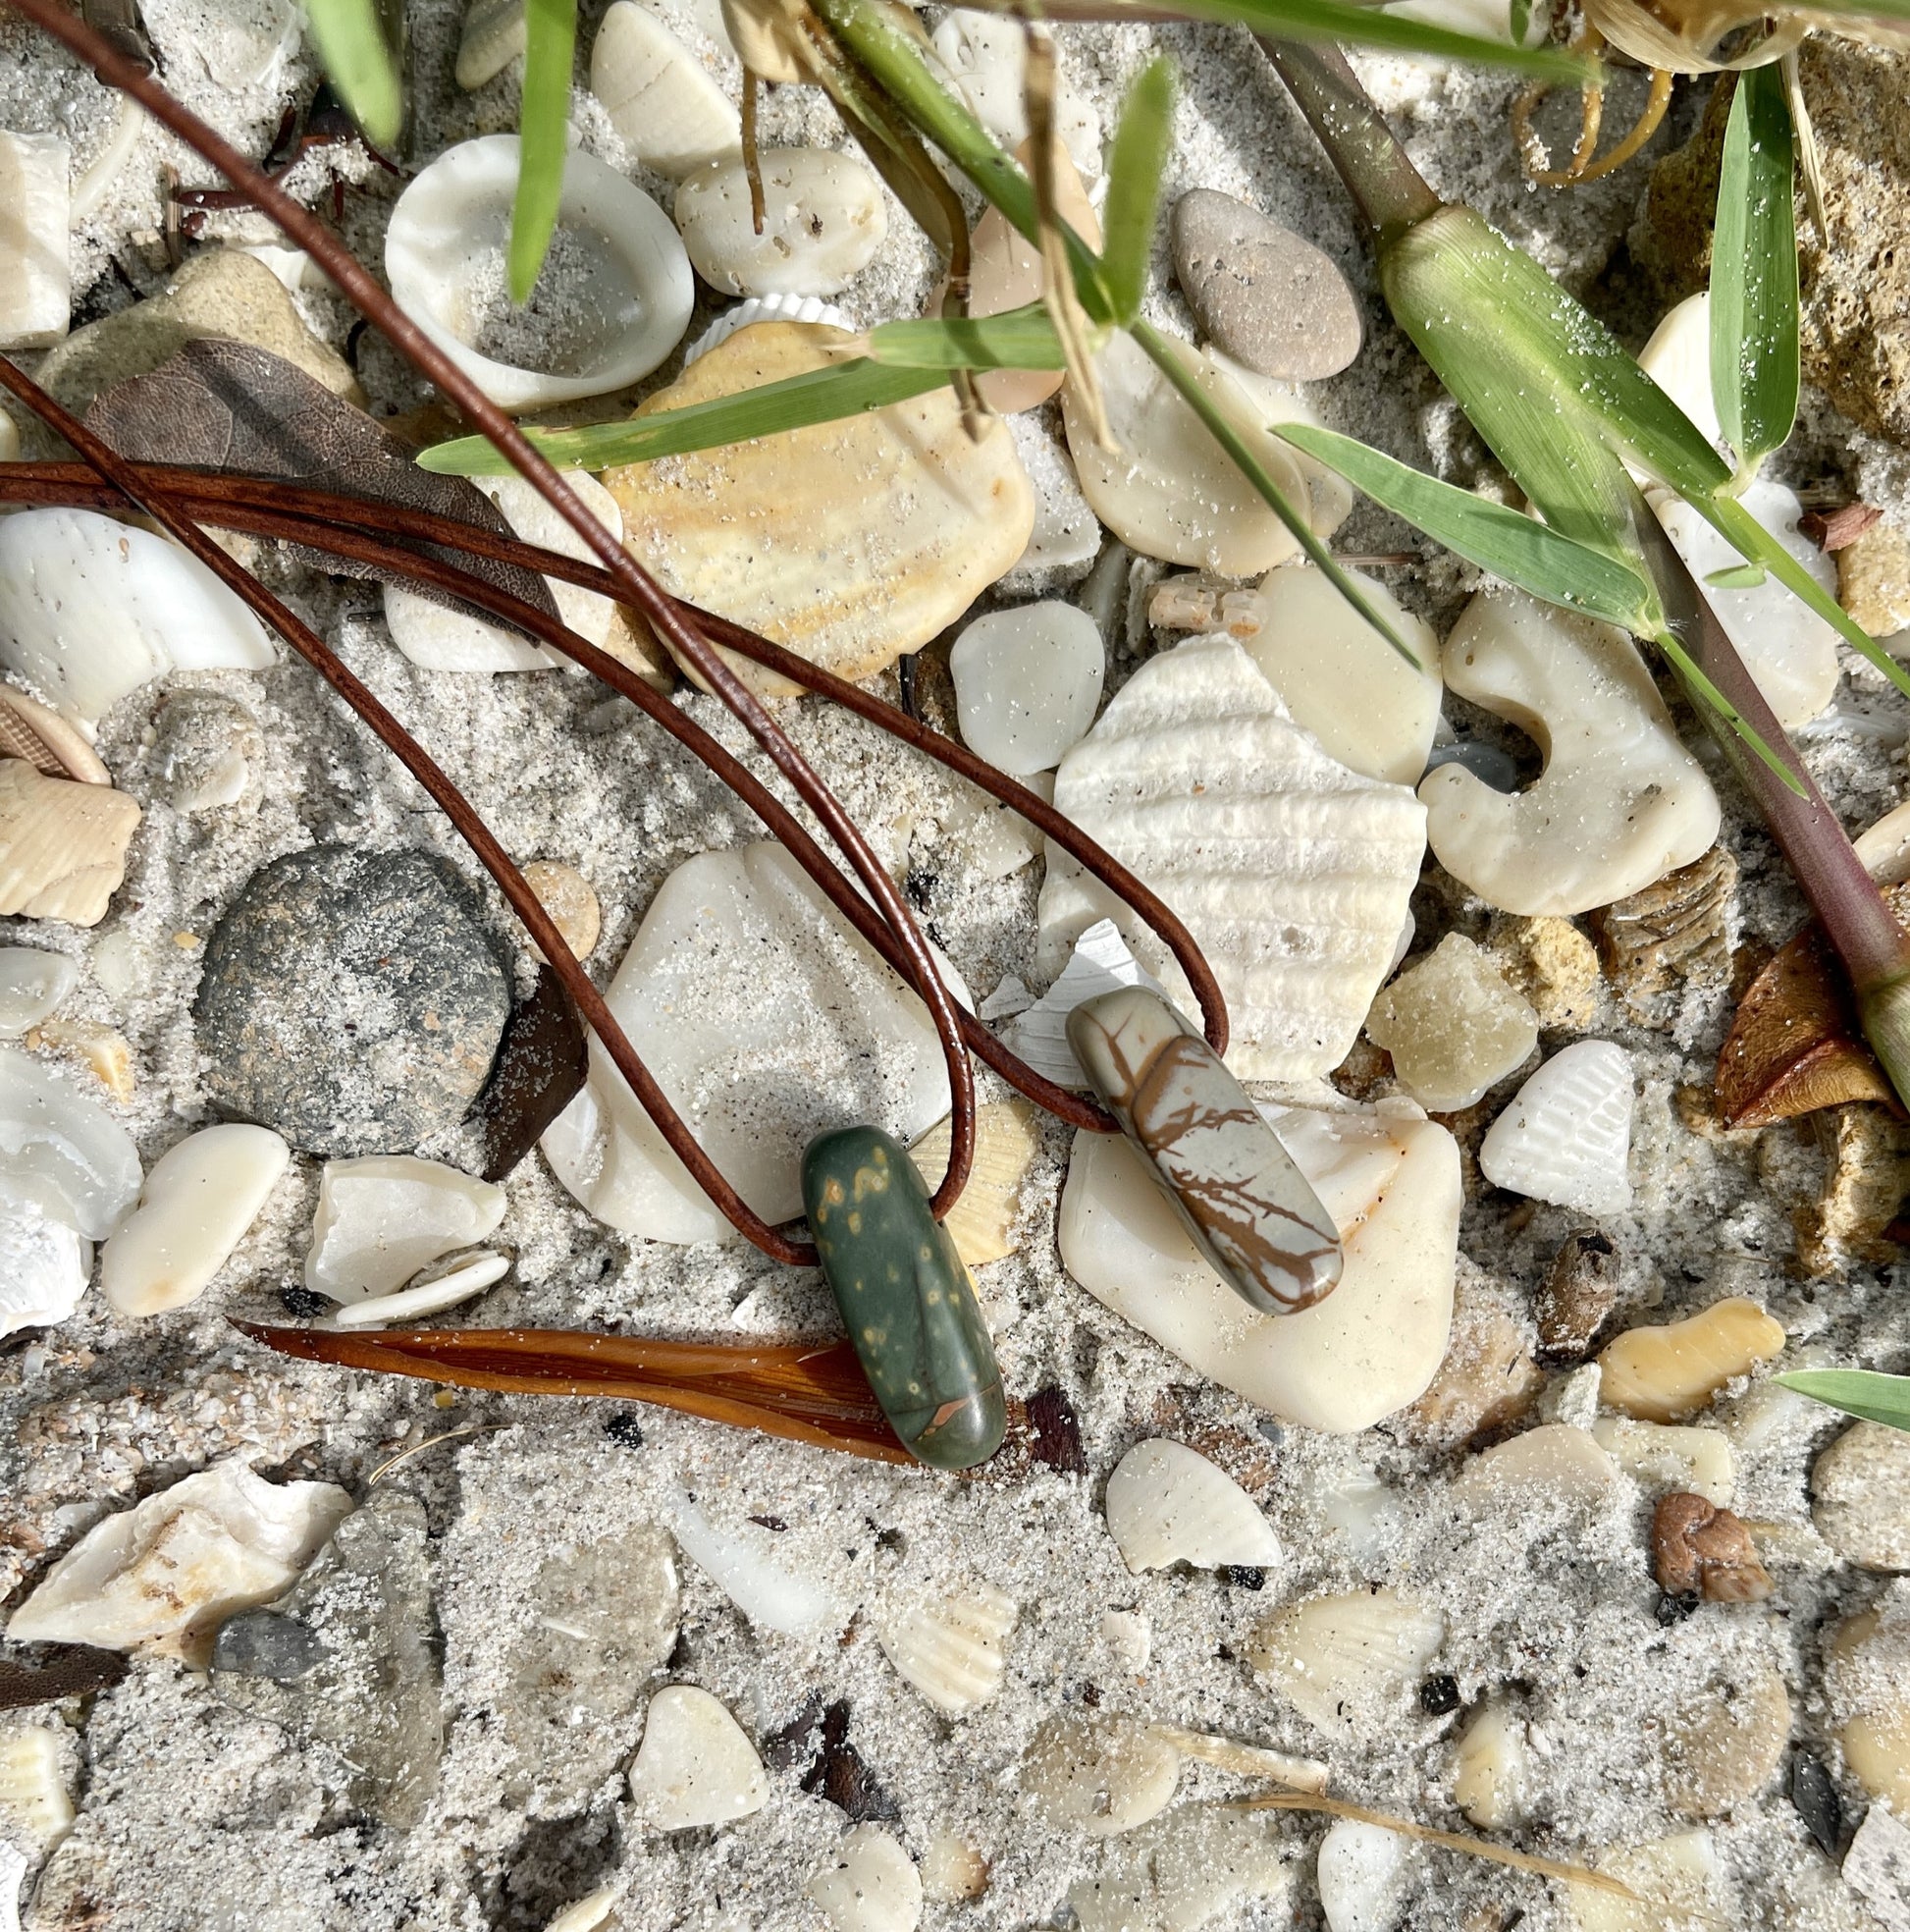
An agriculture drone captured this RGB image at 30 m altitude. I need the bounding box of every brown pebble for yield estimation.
[1652,1491,1773,1602]
[1534,1230,1619,1360]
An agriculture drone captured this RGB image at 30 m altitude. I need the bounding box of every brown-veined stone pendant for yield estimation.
[1066,986,1343,1314]
[802,1125,1008,1470]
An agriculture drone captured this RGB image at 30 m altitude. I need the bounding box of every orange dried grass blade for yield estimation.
[235,1321,913,1462]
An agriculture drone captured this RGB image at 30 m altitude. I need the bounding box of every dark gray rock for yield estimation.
[211,1611,323,1682]
[1170,188,1362,381]
[194,844,510,1155]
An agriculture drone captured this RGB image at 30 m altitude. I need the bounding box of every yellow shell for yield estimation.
[603,323,1034,694]
[909,1098,1041,1266]
[0,759,141,926]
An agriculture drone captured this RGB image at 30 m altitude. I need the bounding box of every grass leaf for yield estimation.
[1775,1368,1910,1432]
[1705,562,1767,588]
[1275,422,1660,631]
[508,0,577,303]
[303,0,403,149]
[864,303,1069,371]
[1099,58,1176,326]
[1650,626,1804,794]
[1712,65,1799,474]
[419,356,954,475]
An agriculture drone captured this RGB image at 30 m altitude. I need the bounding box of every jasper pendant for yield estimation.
[1066,986,1342,1314]
[802,1125,1008,1471]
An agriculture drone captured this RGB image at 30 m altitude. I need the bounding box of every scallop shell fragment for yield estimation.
[591,0,740,178]
[875,1582,1016,1715]
[907,1100,1040,1265]
[684,292,855,366]
[1478,1040,1634,1218]
[1104,1438,1280,1574]
[1021,1713,1181,1836]
[0,761,141,928]
[627,1684,769,1829]
[1249,1588,1446,1736]
[0,1726,74,1847]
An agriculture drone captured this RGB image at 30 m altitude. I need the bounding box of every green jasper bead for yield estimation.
[803,1125,1007,1471]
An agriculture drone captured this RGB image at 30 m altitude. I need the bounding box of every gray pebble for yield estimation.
[211,1611,323,1682]
[1422,740,1521,793]
[1170,188,1363,382]
[194,844,510,1156]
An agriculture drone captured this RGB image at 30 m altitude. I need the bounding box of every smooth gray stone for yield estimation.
[1423,740,1521,793]
[1066,985,1343,1315]
[455,0,524,88]
[210,1610,322,1682]
[1171,189,1363,382]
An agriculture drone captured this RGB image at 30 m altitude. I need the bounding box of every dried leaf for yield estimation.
[85,339,558,628]
[0,1642,129,1710]
[234,1321,912,1462]
[470,963,588,1182]
[1800,503,1883,553]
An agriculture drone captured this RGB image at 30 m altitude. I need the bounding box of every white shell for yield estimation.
[303,1155,507,1302]
[0,1839,22,1932]
[1101,1608,1151,1673]
[0,761,141,927]
[591,1,741,177]
[683,293,856,366]
[1248,1588,1446,1736]
[1071,1805,1291,1932]
[1002,918,1172,1091]
[542,842,969,1244]
[1568,1831,1720,1932]
[99,1125,290,1318]
[660,1480,850,1638]
[807,1826,924,1932]
[1317,1820,1411,1932]
[0,1044,140,1239]
[627,1684,769,1828]
[386,135,694,412]
[385,472,624,674]
[0,1175,90,1338]
[1103,1438,1280,1574]
[1061,1100,1459,1433]
[674,148,886,297]
[541,1888,617,1932]
[949,602,1105,776]
[929,10,1102,179]
[1423,589,1721,917]
[1001,416,1102,585]
[1453,1695,1528,1829]
[5,1457,352,1655]
[0,1726,73,1846]
[1846,1804,1910,1931]
[1041,632,1427,1082]
[0,134,69,349]
[1636,291,1722,457]
[455,0,524,88]
[0,948,77,1038]
[328,1251,511,1328]
[875,1582,1015,1715]
[1453,1423,1620,1509]
[1590,1417,1735,1505]
[1478,1040,1634,1217]
[1021,1713,1180,1836]
[0,509,276,722]
[919,1834,988,1904]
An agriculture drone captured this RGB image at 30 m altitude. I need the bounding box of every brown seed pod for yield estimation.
[1652,1491,1773,1602]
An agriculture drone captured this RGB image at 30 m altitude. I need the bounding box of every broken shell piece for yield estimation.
[304,1155,507,1302]
[1103,1609,1151,1674]
[328,1249,511,1328]
[591,0,741,178]
[627,1684,769,1828]
[1663,1663,1788,1817]
[0,1175,91,1339]
[682,291,855,367]
[875,1582,1015,1715]
[0,134,70,349]
[1636,291,1722,457]
[1249,1588,1446,1737]
[0,948,77,1038]
[541,1888,617,1932]
[0,687,110,785]
[1401,1266,1543,1448]
[1453,1422,1619,1508]
[1591,1417,1734,1505]
[0,509,277,722]
[1021,1713,1180,1836]
[1071,1803,1291,1932]
[1589,844,1735,1003]
[1001,919,1171,1092]
[919,1833,988,1904]
[1568,1829,1721,1932]
[930,9,1101,178]
[1651,1492,1772,1601]
[0,760,142,928]
[1830,1604,1910,1814]
[1598,1298,1786,1422]
[521,859,603,963]
[455,0,524,87]
[5,1458,351,1657]
[675,148,885,297]
[1316,1819,1411,1932]
[152,689,263,813]
[907,1100,1040,1267]
[1453,1695,1528,1830]
[0,1044,140,1239]
[1365,935,1539,1113]
[100,1123,289,1318]
[27,1019,133,1103]
[0,1726,73,1852]
[1477,1040,1634,1217]
[1422,590,1720,917]
[807,1825,924,1932]
[1484,912,1603,1033]
[1814,1422,1910,1571]
[1104,1438,1281,1574]
[660,1481,850,1639]
[386,136,694,412]
[948,602,1105,777]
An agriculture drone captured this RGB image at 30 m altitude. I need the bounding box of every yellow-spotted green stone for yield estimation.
[803,1125,1007,1471]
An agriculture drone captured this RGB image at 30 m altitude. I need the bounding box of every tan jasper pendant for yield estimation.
[1066,986,1343,1314]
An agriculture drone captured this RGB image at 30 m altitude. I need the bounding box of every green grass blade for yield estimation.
[1776,1368,1910,1432]
[1162,0,1593,77]
[1276,423,1660,631]
[864,304,1069,371]
[1711,64,1799,474]
[304,0,403,149]
[508,0,577,303]
[1099,58,1176,326]
[417,357,954,475]
[1651,626,1805,795]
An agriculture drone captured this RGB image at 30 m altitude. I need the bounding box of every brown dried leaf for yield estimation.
[0,1641,129,1710]
[470,963,587,1182]
[1799,503,1883,552]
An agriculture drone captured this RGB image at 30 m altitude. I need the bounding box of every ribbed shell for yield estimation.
[876,1583,1016,1715]
[1248,1588,1446,1735]
[1104,1439,1281,1574]
[1478,1040,1634,1218]
[0,1725,74,1845]
[683,293,856,367]
[908,1099,1040,1266]
[0,760,141,927]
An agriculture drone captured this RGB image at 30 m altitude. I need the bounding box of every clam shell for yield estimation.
[1104,1438,1280,1574]
[1039,632,1427,1082]
[0,760,140,928]
[683,293,855,366]
[0,687,109,785]
[591,0,740,178]
[0,133,69,350]
[1248,1587,1446,1736]
[675,148,885,297]
[875,1582,1016,1714]
[0,1725,74,1846]
[1453,1695,1528,1829]
[627,1684,769,1829]
[0,1045,140,1240]
[907,1099,1041,1266]
[808,1827,923,1932]
[1477,1040,1634,1218]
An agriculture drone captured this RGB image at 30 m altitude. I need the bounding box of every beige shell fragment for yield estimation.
[875,1582,1016,1715]
[907,1099,1040,1265]
[604,323,1034,693]
[0,1725,74,1848]
[1249,1588,1446,1737]
[1598,1297,1786,1422]
[0,759,141,927]
[591,0,740,178]
[0,686,109,784]
[1039,632,1426,1081]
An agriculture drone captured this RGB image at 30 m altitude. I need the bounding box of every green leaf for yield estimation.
[1649,626,1802,794]
[864,303,1069,371]
[417,356,954,475]
[1099,59,1176,326]
[1508,0,1534,43]
[1711,65,1799,474]
[1705,562,1767,589]
[303,0,403,149]
[1776,1368,1910,1432]
[1274,422,1660,631]
[1155,0,1593,77]
[508,0,578,303]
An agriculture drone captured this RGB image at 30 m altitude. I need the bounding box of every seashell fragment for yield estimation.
[1830,1601,1910,1815]
[1637,291,1721,457]
[0,1044,140,1239]
[919,1834,988,1904]
[675,148,885,297]
[1104,1438,1281,1574]
[683,293,855,369]
[455,0,525,88]
[1365,935,1539,1113]
[1568,1829,1721,1932]
[1478,1040,1634,1217]
[1317,1819,1411,1932]
[304,1155,506,1302]
[1002,918,1170,1091]
[1021,1713,1180,1836]
[1422,589,1720,916]
[930,10,1101,177]
[1814,1422,1910,1572]
[1040,632,1427,1081]
[1453,1422,1619,1508]
[1844,1805,1910,1931]
[0,685,111,786]
[661,1481,850,1638]
[627,1684,769,1828]
[1454,1695,1528,1829]
[0,134,70,349]
[1591,1417,1734,1504]
[906,1099,1040,1266]
[1071,1804,1291,1932]
[1002,415,1102,583]
[0,1725,74,1847]
[5,1458,352,1657]
[0,761,141,928]
[386,136,694,412]
[522,859,604,963]
[0,949,77,1038]
[152,689,262,813]
[948,602,1105,777]
[1248,1588,1446,1737]
[807,1825,924,1932]
[604,323,1034,689]
[1589,844,1735,1003]
[1663,1663,1788,1817]
[27,1018,132,1103]
[875,1582,1015,1715]
[1598,1297,1786,1422]
[591,1,741,178]
[327,1249,511,1327]
[540,1889,617,1932]
[0,1175,91,1338]
[1401,1265,1543,1448]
